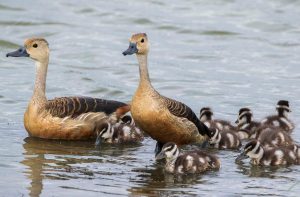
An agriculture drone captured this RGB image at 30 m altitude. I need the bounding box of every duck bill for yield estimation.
[235,152,248,162]
[95,133,103,146]
[6,47,29,57]
[122,43,138,56]
[155,151,166,160]
[201,140,209,148]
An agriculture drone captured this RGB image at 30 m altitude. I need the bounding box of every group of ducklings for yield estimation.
[154,100,299,174]
[202,100,299,166]
[5,33,299,175]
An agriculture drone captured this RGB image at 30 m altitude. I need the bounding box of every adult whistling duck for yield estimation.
[6,38,129,140]
[122,33,210,154]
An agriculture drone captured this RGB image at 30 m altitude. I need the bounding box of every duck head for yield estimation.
[6,38,49,63]
[123,33,149,56]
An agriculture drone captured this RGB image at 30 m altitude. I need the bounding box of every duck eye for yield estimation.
[141,38,144,43]
[33,43,38,48]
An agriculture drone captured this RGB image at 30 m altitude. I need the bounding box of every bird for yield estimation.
[155,142,220,174]
[199,107,235,131]
[208,128,241,149]
[260,100,294,133]
[6,38,130,140]
[236,140,298,166]
[235,108,261,139]
[255,126,294,149]
[122,33,210,154]
[95,121,144,145]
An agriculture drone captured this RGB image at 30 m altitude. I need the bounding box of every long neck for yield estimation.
[136,54,152,88]
[32,59,48,105]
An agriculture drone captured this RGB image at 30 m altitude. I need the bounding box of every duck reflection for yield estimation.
[235,159,293,178]
[21,137,142,197]
[128,161,209,196]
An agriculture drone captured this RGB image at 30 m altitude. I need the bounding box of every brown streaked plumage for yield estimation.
[7,38,129,140]
[122,33,210,148]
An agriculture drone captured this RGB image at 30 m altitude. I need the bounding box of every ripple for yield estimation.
[178,29,239,36]
[132,18,154,25]
[0,21,72,27]
[0,4,24,11]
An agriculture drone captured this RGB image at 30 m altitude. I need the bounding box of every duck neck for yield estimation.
[32,59,48,106]
[136,54,152,89]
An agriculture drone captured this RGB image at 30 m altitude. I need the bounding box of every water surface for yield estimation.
[0,0,300,196]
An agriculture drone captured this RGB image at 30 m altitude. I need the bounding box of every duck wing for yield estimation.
[45,97,129,118]
[163,96,210,136]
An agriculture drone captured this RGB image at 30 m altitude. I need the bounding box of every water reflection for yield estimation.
[21,137,143,196]
[236,159,295,180]
[128,160,214,196]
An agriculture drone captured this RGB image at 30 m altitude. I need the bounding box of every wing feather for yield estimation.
[45,97,128,118]
[163,96,210,136]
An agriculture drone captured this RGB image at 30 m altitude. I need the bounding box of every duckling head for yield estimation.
[95,122,113,145]
[235,107,252,126]
[236,140,262,162]
[276,100,291,117]
[155,142,179,161]
[208,128,220,145]
[123,33,149,56]
[200,107,213,122]
[121,115,135,126]
[6,38,49,63]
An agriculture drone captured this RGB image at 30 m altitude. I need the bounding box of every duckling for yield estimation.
[209,128,241,150]
[235,108,260,139]
[255,126,294,149]
[286,144,300,163]
[95,121,144,145]
[260,100,294,133]
[123,33,210,154]
[155,142,220,174]
[236,140,298,166]
[6,38,130,140]
[200,107,235,131]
